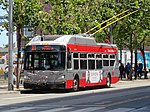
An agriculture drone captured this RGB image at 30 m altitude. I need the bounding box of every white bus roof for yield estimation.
[27,35,117,47]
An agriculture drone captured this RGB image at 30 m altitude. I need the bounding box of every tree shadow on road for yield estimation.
[20,86,115,94]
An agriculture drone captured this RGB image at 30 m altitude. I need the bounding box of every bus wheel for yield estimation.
[106,75,111,88]
[73,78,79,92]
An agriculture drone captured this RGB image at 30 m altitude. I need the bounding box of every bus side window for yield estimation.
[110,60,115,66]
[73,53,79,69]
[80,60,87,69]
[67,53,72,69]
[103,60,109,66]
[96,60,102,69]
[103,54,109,66]
[110,55,115,66]
[96,54,102,69]
[80,53,87,69]
[88,60,95,69]
[88,53,95,69]
[74,60,79,69]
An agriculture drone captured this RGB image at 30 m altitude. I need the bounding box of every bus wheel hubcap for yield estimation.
[107,77,110,87]
[73,79,78,91]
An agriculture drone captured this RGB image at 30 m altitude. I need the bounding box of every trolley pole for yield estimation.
[8,0,14,91]
[109,25,113,44]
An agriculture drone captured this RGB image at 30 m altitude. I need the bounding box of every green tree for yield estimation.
[114,0,150,79]
[36,0,106,36]
[0,0,47,88]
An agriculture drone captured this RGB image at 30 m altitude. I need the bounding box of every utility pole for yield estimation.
[8,0,14,91]
[109,25,113,44]
[134,30,138,80]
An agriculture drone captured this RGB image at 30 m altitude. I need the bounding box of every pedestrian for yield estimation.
[137,63,143,79]
[119,63,124,80]
[13,72,17,85]
[4,65,8,80]
[125,63,131,80]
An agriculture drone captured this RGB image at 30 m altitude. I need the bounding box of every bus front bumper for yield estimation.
[23,81,66,89]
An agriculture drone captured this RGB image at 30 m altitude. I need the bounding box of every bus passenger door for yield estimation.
[66,52,74,89]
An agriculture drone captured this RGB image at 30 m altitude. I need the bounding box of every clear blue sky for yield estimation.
[0,8,16,48]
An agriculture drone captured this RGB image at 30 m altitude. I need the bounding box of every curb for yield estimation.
[0,90,20,95]
[0,85,23,95]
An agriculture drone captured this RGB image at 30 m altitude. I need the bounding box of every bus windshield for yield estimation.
[24,45,66,71]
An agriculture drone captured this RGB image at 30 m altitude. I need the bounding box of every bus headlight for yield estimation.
[24,76,27,79]
[61,75,65,79]
[58,75,65,80]
[24,76,30,80]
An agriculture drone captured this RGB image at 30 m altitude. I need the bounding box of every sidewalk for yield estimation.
[0,73,150,95]
[0,81,23,95]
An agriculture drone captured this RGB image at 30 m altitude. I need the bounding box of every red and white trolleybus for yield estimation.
[23,35,119,91]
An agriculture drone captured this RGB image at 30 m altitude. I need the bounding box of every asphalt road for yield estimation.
[0,80,150,112]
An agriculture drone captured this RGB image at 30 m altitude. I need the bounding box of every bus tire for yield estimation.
[106,75,111,88]
[72,77,79,92]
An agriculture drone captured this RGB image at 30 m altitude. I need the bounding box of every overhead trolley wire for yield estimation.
[92,10,138,36]
[83,9,139,37]
[84,9,130,35]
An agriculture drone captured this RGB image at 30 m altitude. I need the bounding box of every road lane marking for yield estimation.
[95,101,112,105]
[71,107,104,112]
[106,108,134,112]
[71,104,105,107]
[39,107,72,112]
[4,94,50,100]
[1,107,34,112]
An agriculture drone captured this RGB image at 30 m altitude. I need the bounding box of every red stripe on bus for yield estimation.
[66,76,119,89]
[65,79,86,89]
[80,79,86,87]
[111,76,119,84]
[67,44,117,54]
[66,80,73,89]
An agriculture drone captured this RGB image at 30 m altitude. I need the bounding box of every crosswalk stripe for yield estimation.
[1,107,34,112]
[71,107,104,112]
[39,107,72,112]
[106,108,135,112]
